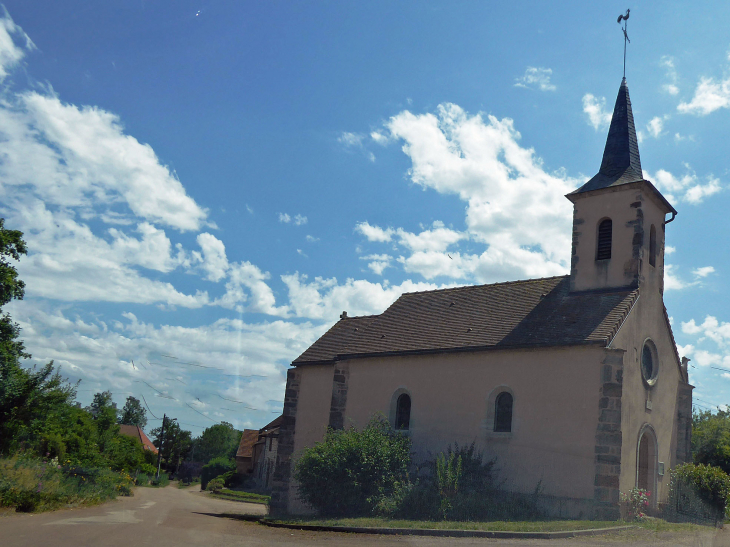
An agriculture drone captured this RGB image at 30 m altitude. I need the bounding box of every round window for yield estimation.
[641,340,658,386]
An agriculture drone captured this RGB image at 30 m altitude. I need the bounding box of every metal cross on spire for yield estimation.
[617,9,631,78]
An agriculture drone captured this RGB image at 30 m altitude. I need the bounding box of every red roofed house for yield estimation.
[270,79,693,519]
[235,429,260,474]
[251,415,282,490]
[118,424,158,454]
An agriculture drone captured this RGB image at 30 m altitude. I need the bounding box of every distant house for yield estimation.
[118,424,158,454]
[252,415,282,490]
[235,429,260,474]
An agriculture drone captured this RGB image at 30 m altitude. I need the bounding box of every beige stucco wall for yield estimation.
[570,183,667,292]
[573,179,682,505]
[611,286,683,504]
[288,363,334,513]
[338,346,607,501]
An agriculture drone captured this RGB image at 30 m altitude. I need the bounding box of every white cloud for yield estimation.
[355,221,395,243]
[0,8,34,81]
[1,92,208,232]
[10,299,327,433]
[514,67,556,92]
[360,254,392,276]
[665,264,716,291]
[693,266,715,278]
[665,246,676,255]
[339,131,375,162]
[281,273,441,321]
[681,316,730,347]
[305,235,319,243]
[376,103,577,283]
[294,214,308,226]
[213,261,288,317]
[297,249,308,258]
[582,94,612,130]
[338,132,365,147]
[646,116,665,139]
[196,233,228,282]
[647,166,722,204]
[279,212,307,225]
[396,221,466,253]
[678,77,730,116]
[660,56,679,96]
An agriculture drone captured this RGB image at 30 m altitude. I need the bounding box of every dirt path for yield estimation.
[1,485,728,546]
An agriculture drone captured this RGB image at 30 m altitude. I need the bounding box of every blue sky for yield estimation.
[3,1,730,434]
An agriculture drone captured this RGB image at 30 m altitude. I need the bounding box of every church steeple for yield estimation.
[566,78,677,294]
[573,78,644,194]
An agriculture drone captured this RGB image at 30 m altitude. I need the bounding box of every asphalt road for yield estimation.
[1,484,729,547]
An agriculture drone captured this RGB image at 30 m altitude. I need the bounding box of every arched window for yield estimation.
[649,225,657,267]
[596,219,612,260]
[494,392,513,432]
[395,393,411,430]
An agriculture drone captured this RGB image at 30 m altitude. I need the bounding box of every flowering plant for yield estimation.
[620,488,651,520]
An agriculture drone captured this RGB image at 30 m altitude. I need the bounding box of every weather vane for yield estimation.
[617,9,630,78]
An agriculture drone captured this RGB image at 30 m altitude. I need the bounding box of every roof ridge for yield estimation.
[400,275,569,297]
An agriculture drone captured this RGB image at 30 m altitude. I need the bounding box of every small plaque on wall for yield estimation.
[658,462,665,476]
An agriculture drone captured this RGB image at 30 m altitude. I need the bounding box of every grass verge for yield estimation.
[265,517,706,533]
[210,489,270,505]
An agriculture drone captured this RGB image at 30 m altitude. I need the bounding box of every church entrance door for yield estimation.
[636,425,657,507]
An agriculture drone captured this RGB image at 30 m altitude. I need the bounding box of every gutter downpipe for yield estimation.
[665,211,677,224]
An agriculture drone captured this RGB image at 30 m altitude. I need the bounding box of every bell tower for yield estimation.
[566,78,677,294]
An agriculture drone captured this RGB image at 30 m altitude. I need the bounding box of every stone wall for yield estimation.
[269,367,301,515]
[593,350,624,519]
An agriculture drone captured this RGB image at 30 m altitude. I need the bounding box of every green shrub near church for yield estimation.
[294,416,411,516]
[294,419,541,520]
[665,463,730,522]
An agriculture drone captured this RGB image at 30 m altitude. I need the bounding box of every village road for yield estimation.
[1,484,729,547]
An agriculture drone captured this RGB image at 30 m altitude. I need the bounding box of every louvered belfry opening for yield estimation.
[649,225,657,267]
[596,219,612,260]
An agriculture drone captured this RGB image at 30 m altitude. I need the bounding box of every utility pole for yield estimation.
[156,414,166,480]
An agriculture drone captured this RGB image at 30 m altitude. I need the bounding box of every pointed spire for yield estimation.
[573,78,644,194]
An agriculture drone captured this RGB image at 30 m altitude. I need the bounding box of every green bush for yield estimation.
[666,463,730,522]
[151,474,169,487]
[294,416,411,516]
[0,455,133,512]
[135,473,150,486]
[201,457,235,490]
[207,478,224,492]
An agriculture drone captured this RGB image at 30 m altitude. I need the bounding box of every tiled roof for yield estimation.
[568,78,677,215]
[118,424,158,454]
[236,429,259,459]
[260,414,283,433]
[293,314,380,364]
[293,276,639,364]
[572,78,643,194]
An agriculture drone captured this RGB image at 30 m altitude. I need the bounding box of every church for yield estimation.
[270,78,694,520]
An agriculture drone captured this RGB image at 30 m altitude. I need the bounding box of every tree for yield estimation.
[150,418,192,474]
[692,408,730,473]
[0,218,29,369]
[190,422,241,464]
[118,396,147,429]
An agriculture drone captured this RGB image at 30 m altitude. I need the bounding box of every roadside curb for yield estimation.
[257,519,635,539]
